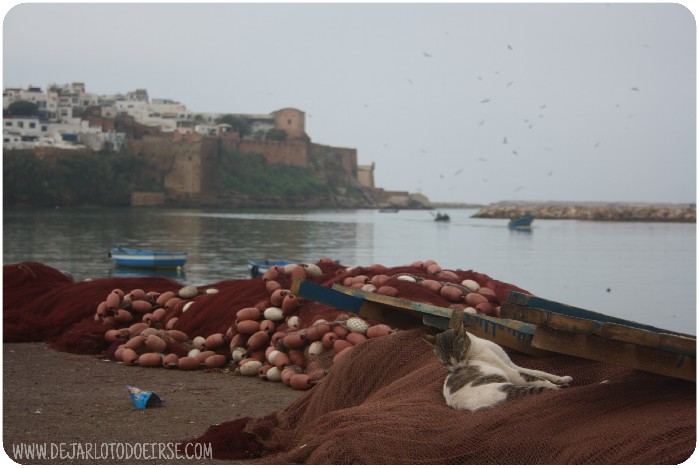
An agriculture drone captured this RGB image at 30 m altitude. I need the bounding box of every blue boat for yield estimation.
[109,246,187,269]
[248,259,295,278]
[508,215,534,230]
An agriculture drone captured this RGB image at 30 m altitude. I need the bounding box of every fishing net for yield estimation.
[3,261,695,463]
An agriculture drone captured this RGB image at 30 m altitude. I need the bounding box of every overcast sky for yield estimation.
[3,2,696,205]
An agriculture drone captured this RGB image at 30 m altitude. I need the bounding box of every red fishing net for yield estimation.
[3,261,695,463]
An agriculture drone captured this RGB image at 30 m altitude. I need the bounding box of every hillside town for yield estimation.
[3,82,430,209]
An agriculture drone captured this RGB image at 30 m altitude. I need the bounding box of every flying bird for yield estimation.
[512,150,518,155]
[507,44,513,50]
[539,104,547,109]
[594,142,601,148]
[423,52,432,58]
[547,171,553,176]
[480,98,491,103]
[631,87,640,92]
[454,169,464,176]
[506,81,514,87]
[477,158,487,162]
[503,137,508,144]
[514,186,524,192]
[478,119,485,126]
[406,77,413,84]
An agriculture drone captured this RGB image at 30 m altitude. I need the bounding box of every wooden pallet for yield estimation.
[500,291,696,381]
[290,279,551,357]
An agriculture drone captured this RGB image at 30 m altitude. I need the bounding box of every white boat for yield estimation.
[109,246,187,269]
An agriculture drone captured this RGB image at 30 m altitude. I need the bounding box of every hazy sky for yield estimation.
[3,2,696,205]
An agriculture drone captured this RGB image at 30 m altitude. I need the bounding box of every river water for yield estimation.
[2,207,696,334]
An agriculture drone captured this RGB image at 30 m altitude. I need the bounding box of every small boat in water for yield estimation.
[434,212,450,222]
[248,259,295,278]
[508,214,534,230]
[379,208,400,213]
[109,246,187,269]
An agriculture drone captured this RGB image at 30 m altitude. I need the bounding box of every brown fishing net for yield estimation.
[3,261,696,463]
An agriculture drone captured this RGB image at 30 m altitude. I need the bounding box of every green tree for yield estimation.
[214,114,252,137]
[265,128,288,141]
[7,100,39,116]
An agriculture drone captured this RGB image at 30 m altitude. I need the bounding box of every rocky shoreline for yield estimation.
[472,201,696,222]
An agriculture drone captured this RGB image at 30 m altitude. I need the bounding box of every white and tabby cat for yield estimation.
[423,310,572,412]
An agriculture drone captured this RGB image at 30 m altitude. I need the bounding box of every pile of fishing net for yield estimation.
[3,261,695,463]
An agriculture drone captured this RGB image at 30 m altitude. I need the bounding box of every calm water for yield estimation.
[3,207,696,334]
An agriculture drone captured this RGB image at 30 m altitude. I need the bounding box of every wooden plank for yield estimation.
[290,278,365,314]
[531,326,696,382]
[501,292,695,357]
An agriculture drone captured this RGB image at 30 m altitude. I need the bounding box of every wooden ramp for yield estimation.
[292,279,696,381]
[500,291,696,381]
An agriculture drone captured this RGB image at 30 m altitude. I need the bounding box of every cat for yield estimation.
[423,310,573,412]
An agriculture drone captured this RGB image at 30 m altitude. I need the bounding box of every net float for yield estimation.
[494,306,501,317]
[182,301,196,314]
[264,306,284,321]
[129,322,149,337]
[205,288,219,294]
[177,356,201,370]
[269,289,289,307]
[105,329,128,342]
[165,329,188,342]
[333,339,353,354]
[464,306,478,314]
[367,324,392,339]
[262,266,281,282]
[477,287,498,303]
[248,349,265,362]
[178,285,198,299]
[258,364,273,378]
[106,292,121,310]
[273,352,290,370]
[290,265,308,280]
[270,331,285,346]
[282,263,298,275]
[370,274,391,287]
[196,350,216,363]
[303,263,322,277]
[421,279,442,293]
[165,317,179,330]
[360,284,377,293]
[461,279,480,292]
[306,323,331,342]
[307,341,325,356]
[410,260,424,268]
[286,316,300,329]
[439,270,460,281]
[114,345,126,361]
[259,319,276,334]
[146,291,160,301]
[230,347,247,363]
[111,288,125,300]
[268,350,281,365]
[350,282,365,289]
[102,317,116,328]
[265,366,282,381]
[440,285,464,302]
[125,336,145,351]
[128,288,146,301]
[290,373,313,391]
[141,313,156,325]
[265,280,282,294]
[205,354,228,368]
[229,333,248,349]
[237,307,262,322]
[188,348,201,359]
[345,317,369,335]
[288,348,305,367]
[121,348,139,365]
[192,336,206,350]
[164,297,183,310]
[396,275,417,282]
[152,307,167,322]
[226,324,237,338]
[331,325,349,339]
[238,358,263,376]
[283,333,306,349]
[237,320,261,336]
[96,301,108,317]
[114,309,133,324]
[163,353,179,368]
[265,346,276,360]
[281,294,302,314]
[145,334,167,353]
[377,286,399,297]
[281,365,302,386]
[424,259,437,267]
[247,331,270,351]
[130,299,152,315]
[156,291,177,306]
[139,352,163,367]
[346,332,367,345]
[204,333,225,350]
[465,292,488,307]
[342,276,356,287]
[427,264,443,275]
[475,302,495,316]
[140,327,160,337]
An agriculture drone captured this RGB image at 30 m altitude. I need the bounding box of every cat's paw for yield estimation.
[555,376,573,387]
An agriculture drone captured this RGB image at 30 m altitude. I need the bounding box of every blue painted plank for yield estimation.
[294,279,365,314]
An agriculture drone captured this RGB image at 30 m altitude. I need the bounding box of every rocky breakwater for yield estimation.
[473,201,696,222]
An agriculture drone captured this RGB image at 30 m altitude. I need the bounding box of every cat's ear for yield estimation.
[449,310,465,334]
[422,334,437,346]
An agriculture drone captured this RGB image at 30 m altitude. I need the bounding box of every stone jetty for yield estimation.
[472,201,696,222]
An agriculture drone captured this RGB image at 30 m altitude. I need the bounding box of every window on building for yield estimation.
[17,121,24,128]
[29,122,36,128]
[41,126,48,132]
[5,121,12,127]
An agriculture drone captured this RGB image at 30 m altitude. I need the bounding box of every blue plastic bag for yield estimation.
[127,384,163,409]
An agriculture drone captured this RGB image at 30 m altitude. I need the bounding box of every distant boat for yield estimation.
[434,212,450,222]
[379,208,399,213]
[508,215,534,230]
[109,246,187,269]
[247,259,295,278]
